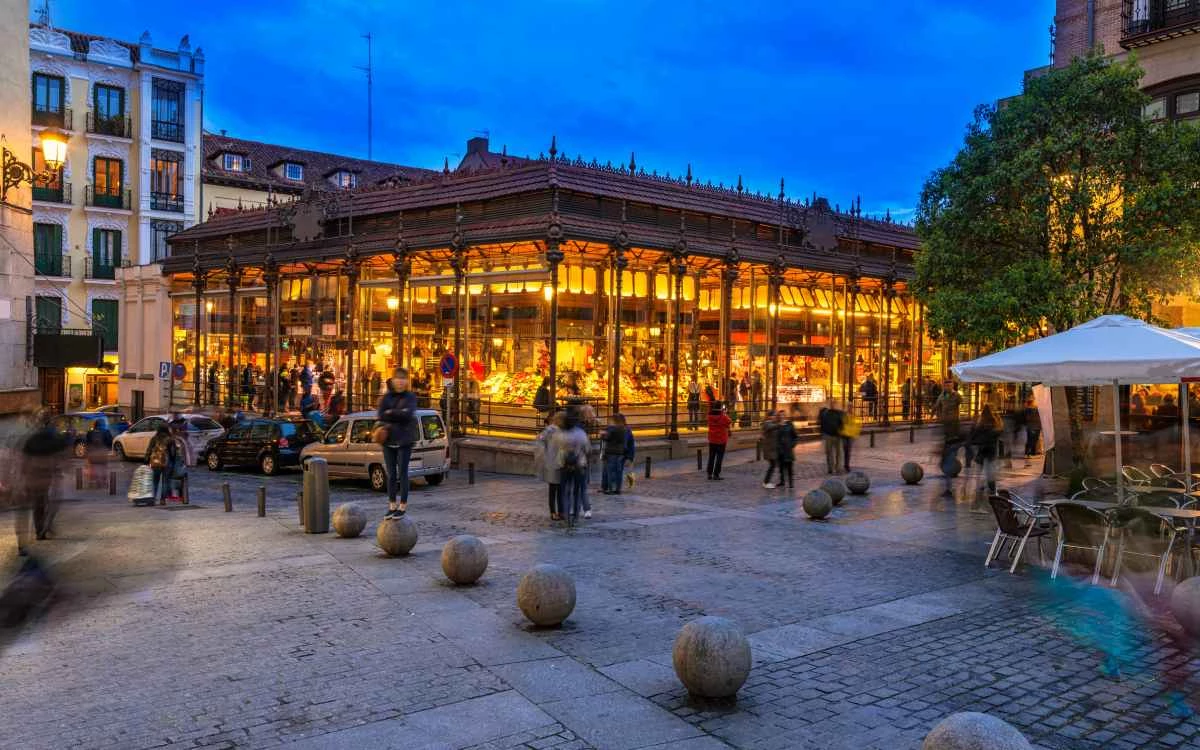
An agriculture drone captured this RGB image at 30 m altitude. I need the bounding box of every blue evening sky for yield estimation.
[39,0,1055,221]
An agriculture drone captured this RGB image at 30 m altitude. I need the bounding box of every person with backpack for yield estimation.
[706,401,732,481]
[774,409,798,490]
[534,413,563,520]
[553,407,591,523]
[601,413,629,495]
[761,410,782,489]
[377,367,418,518]
[146,424,178,506]
[817,400,844,474]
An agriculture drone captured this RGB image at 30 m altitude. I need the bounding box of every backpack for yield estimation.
[149,438,169,469]
[562,448,582,472]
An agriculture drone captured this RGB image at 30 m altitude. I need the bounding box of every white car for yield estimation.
[300,409,450,491]
[113,414,225,465]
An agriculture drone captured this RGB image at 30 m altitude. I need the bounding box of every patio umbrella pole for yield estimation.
[1185,387,1193,494]
[1113,379,1124,504]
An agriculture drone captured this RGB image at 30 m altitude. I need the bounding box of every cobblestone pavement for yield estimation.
[1,429,1198,749]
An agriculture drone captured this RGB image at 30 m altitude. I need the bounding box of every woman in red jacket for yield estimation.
[706,401,732,480]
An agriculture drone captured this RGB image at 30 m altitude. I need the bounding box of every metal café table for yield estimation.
[1042,497,1200,578]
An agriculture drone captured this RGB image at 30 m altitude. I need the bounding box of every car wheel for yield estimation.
[424,473,444,486]
[206,451,223,471]
[113,443,126,461]
[73,441,87,459]
[260,453,277,476]
[369,464,387,492]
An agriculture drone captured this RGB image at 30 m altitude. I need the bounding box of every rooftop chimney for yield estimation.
[466,136,489,155]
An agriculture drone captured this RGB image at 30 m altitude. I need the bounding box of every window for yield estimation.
[422,414,445,441]
[284,162,304,181]
[332,170,356,188]
[151,78,184,142]
[92,157,124,208]
[33,223,63,275]
[281,421,316,440]
[150,150,183,212]
[1178,92,1200,116]
[222,153,251,172]
[1144,97,1167,121]
[250,422,272,441]
[92,84,125,136]
[350,420,375,443]
[130,417,164,433]
[151,221,182,262]
[35,295,62,334]
[323,420,349,445]
[92,299,118,351]
[32,147,64,202]
[226,424,249,440]
[91,228,121,279]
[191,418,221,431]
[32,73,64,126]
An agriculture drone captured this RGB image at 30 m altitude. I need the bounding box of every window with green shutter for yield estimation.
[34,223,62,276]
[35,295,62,334]
[92,228,121,279]
[92,299,118,351]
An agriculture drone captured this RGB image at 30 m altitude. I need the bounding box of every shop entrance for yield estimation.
[38,367,64,414]
[87,374,118,408]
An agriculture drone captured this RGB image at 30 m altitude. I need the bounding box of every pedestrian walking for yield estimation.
[775,409,798,490]
[687,377,701,429]
[601,413,631,495]
[859,374,878,419]
[970,405,1001,495]
[840,408,861,473]
[377,367,418,518]
[553,407,591,524]
[534,413,563,520]
[1023,398,1042,458]
[751,371,764,420]
[761,410,781,488]
[14,412,67,548]
[706,401,731,481]
[207,362,219,406]
[146,424,177,506]
[817,400,844,474]
[901,377,912,421]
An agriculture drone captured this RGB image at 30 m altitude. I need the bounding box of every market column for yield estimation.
[224,246,241,409]
[191,250,205,407]
[668,223,687,440]
[449,208,467,437]
[610,205,628,414]
[392,218,410,370]
[768,253,785,414]
[881,280,894,426]
[263,253,280,417]
[344,245,360,414]
[721,242,740,406]
[847,276,860,420]
[546,192,565,417]
[915,301,925,424]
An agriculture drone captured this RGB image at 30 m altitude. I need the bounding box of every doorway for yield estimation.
[87,374,118,408]
[38,367,64,414]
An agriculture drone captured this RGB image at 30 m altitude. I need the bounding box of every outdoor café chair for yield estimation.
[1107,506,1179,595]
[1121,466,1154,487]
[1081,477,1113,491]
[1150,463,1178,479]
[1050,502,1113,585]
[986,494,1052,574]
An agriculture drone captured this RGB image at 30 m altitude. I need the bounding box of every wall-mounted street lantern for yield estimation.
[2,130,67,202]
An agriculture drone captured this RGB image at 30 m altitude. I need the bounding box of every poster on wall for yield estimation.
[68,383,83,409]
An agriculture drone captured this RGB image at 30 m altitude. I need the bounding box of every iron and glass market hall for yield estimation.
[164,143,935,445]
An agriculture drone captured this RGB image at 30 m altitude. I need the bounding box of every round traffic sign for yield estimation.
[439,353,458,379]
[173,362,186,381]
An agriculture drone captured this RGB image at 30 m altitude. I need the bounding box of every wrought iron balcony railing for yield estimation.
[34,252,70,278]
[86,185,131,210]
[1122,0,1200,47]
[151,119,184,143]
[86,112,132,138]
[32,182,71,204]
[32,106,72,130]
[150,191,184,212]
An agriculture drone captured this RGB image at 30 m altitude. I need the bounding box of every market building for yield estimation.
[28,21,203,412]
[146,138,938,453]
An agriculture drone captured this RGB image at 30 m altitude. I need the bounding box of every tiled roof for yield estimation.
[202,133,437,196]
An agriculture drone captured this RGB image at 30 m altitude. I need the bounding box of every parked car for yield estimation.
[49,412,130,459]
[202,418,320,475]
[113,414,225,464]
[300,409,450,491]
[94,404,125,416]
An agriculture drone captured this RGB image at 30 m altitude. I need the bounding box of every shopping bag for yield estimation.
[127,465,156,504]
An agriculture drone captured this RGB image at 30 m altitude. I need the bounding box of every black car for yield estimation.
[50,412,131,459]
[202,418,320,475]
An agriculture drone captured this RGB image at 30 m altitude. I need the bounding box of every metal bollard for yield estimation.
[257,486,266,517]
[296,490,304,525]
[302,456,330,533]
[869,431,876,448]
[755,440,762,461]
[181,475,189,504]
[909,425,915,443]
[75,467,84,490]
[644,456,651,479]
[222,482,232,512]
[108,470,117,496]
[696,449,702,471]
[468,462,475,485]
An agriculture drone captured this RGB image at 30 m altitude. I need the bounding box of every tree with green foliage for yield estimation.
[915,54,1200,349]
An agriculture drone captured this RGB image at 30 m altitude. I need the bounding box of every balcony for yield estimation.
[150,191,184,212]
[151,119,184,143]
[1122,0,1200,47]
[32,106,72,130]
[32,182,71,205]
[86,255,116,280]
[86,112,131,138]
[86,185,131,210]
[34,253,70,278]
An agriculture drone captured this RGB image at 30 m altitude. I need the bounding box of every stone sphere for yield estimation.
[942,457,964,478]
[820,478,847,505]
[672,616,752,699]
[901,462,925,485]
[376,515,418,556]
[922,712,1032,750]
[441,535,489,585]
[802,489,833,520]
[1170,577,1200,637]
[517,564,576,626]
[332,503,367,538]
[845,470,870,495]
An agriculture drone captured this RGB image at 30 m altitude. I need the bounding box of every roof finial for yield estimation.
[736,175,743,196]
[686,163,692,186]
[443,157,450,175]
[629,152,636,174]
[779,178,785,202]
[549,135,558,161]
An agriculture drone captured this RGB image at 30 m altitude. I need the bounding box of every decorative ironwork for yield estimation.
[3,147,34,202]
[1122,0,1200,47]
[86,112,131,138]
[86,185,131,210]
[150,191,184,212]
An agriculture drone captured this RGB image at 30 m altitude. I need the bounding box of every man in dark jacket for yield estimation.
[378,367,418,518]
[761,411,782,489]
[817,400,844,474]
[601,413,629,495]
[774,409,798,490]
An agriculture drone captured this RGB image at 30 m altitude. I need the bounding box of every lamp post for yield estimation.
[2,131,66,202]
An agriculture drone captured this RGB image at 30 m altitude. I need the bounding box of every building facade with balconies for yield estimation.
[28,21,202,411]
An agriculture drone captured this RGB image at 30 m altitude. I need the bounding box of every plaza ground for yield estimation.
[1,430,1198,750]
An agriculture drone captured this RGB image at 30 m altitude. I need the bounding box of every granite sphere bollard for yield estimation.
[672,616,752,699]
[1170,576,1200,637]
[376,515,419,556]
[517,564,576,626]
[441,534,489,585]
[331,503,367,538]
[820,477,847,505]
[845,470,870,495]
[901,462,925,485]
[922,712,1033,750]
[802,489,833,520]
[943,457,964,478]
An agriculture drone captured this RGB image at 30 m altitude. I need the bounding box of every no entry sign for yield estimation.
[439,353,458,379]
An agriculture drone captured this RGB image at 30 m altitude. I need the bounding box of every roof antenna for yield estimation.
[355,32,373,160]
[36,0,51,27]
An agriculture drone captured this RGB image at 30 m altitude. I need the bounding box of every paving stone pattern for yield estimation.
[1,430,1197,749]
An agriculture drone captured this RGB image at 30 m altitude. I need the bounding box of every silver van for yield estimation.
[299,409,450,491]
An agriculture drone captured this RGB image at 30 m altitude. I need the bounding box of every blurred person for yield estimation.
[901,376,913,421]
[318,363,336,410]
[840,406,861,473]
[326,385,346,422]
[534,413,563,520]
[969,405,1001,494]
[761,410,782,489]
[774,409,798,490]
[378,367,417,518]
[533,376,552,415]
[687,377,701,429]
[1157,394,1180,419]
[207,362,219,406]
[817,399,844,474]
[146,424,177,505]
[601,413,630,496]
[13,411,67,550]
[465,371,481,426]
[706,401,731,481]
[859,374,878,419]
[552,407,591,524]
[750,371,764,419]
[1022,398,1042,458]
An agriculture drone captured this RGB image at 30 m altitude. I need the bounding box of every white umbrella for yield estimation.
[953,315,1200,501]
